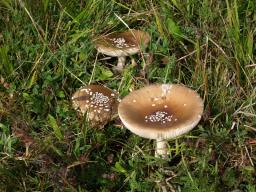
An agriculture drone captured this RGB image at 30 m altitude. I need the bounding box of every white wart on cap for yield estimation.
[93,29,150,72]
[118,84,204,157]
[72,85,119,128]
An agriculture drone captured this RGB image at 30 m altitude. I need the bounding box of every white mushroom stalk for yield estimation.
[116,56,126,72]
[118,84,204,158]
[156,138,168,158]
[93,30,150,72]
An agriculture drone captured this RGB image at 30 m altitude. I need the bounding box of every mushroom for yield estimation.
[93,29,150,72]
[72,85,119,128]
[118,84,204,157]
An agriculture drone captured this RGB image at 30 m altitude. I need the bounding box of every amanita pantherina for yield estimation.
[72,85,119,128]
[118,84,204,157]
[93,29,150,72]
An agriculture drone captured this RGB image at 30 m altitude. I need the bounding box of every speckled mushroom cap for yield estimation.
[72,85,119,128]
[118,84,204,140]
[93,29,150,57]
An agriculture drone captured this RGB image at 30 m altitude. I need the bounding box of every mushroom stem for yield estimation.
[114,56,126,72]
[155,138,168,158]
[25,143,31,157]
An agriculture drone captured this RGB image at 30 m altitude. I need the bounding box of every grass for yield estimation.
[0,0,255,191]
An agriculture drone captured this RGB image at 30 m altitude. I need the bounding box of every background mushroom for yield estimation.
[72,85,119,128]
[93,29,150,72]
[118,84,204,157]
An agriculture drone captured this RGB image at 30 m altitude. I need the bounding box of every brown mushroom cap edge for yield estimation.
[118,84,204,140]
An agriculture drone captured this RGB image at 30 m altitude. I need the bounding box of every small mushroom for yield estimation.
[72,85,119,128]
[118,84,204,158]
[93,29,150,72]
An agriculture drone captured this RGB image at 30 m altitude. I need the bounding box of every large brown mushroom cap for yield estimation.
[118,84,204,139]
[93,29,150,57]
[72,85,119,128]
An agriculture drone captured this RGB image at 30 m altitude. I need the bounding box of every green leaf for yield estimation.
[114,162,127,174]
[79,52,87,61]
[22,92,31,101]
[57,90,65,98]
[0,123,9,134]
[47,114,63,141]
[95,66,113,81]
[169,0,181,11]
[27,71,37,89]
[166,17,182,40]
[0,45,13,75]
[42,0,50,12]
